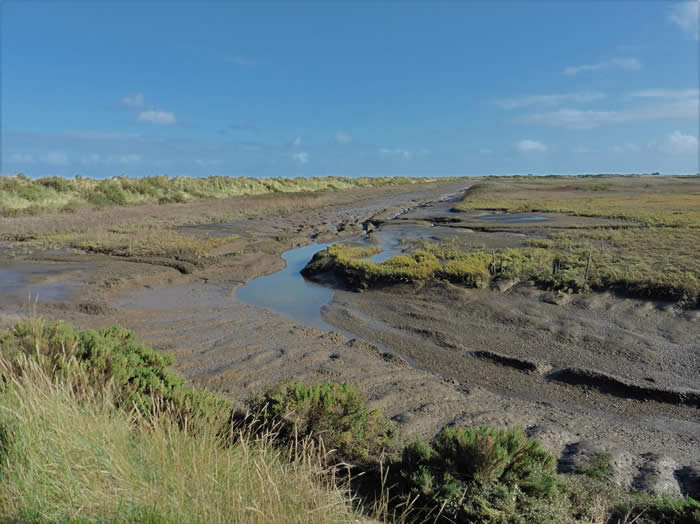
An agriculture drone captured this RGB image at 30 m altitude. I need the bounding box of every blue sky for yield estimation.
[2,1,698,178]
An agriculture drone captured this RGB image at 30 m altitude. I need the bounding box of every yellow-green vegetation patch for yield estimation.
[0,173,449,216]
[25,226,239,260]
[452,176,700,228]
[305,229,699,305]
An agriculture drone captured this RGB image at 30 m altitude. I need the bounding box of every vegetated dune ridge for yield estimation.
[0,175,698,519]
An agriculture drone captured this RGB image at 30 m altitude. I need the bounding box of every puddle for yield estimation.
[0,265,86,307]
[477,213,549,223]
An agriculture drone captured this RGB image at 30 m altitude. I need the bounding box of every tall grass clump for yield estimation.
[0,360,358,523]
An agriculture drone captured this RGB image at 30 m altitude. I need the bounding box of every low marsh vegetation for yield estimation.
[451,176,700,228]
[304,235,700,306]
[304,176,699,306]
[0,319,697,522]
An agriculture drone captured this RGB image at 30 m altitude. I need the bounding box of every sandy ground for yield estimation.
[0,180,697,497]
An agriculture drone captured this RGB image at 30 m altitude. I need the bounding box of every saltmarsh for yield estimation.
[306,176,700,306]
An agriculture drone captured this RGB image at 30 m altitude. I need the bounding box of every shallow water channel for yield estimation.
[235,243,336,331]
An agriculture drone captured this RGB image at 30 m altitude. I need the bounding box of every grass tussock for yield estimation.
[0,361,358,523]
[0,173,446,217]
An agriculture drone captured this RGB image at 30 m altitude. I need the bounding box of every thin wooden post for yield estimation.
[584,251,592,284]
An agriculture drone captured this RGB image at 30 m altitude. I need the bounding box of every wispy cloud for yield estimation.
[379,148,412,159]
[479,148,493,154]
[628,88,700,99]
[522,98,698,128]
[612,143,641,153]
[80,153,101,165]
[108,154,143,165]
[668,1,699,39]
[292,151,309,164]
[563,57,641,76]
[138,109,177,126]
[68,131,140,140]
[195,159,220,167]
[8,153,34,164]
[572,146,591,154]
[516,139,547,153]
[660,130,699,154]
[120,92,145,108]
[335,130,353,144]
[292,136,302,146]
[217,121,258,135]
[227,55,257,66]
[492,91,606,109]
[43,151,70,165]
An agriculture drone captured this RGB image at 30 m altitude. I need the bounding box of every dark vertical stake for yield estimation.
[584,251,592,284]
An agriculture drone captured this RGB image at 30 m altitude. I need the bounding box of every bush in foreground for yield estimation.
[245,380,397,466]
[0,319,230,433]
[399,426,560,522]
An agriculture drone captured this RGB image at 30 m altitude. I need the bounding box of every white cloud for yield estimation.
[660,131,699,154]
[669,1,699,39]
[516,139,547,153]
[138,109,176,125]
[120,92,145,108]
[573,147,591,154]
[8,153,34,164]
[379,148,412,159]
[335,131,353,144]
[292,152,309,164]
[292,136,302,146]
[612,143,641,153]
[628,89,700,99]
[80,153,101,165]
[108,154,143,165]
[523,98,698,128]
[492,91,606,109]
[563,57,641,76]
[43,151,69,165]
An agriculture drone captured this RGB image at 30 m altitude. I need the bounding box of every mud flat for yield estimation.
[0,177,698,497]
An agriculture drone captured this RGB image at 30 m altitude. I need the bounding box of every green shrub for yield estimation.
[611,494,700,524]
[245,380,396,465]
[400,426,559,522]
[85,181,128,206]
[37,176,73,192]
[0,320,230,432]
[576,452,614,481]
